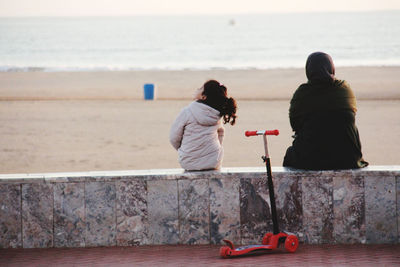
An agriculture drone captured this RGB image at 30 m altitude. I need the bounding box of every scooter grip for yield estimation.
[245,129,279,137]
[245,131,258,137]
[265,129,279,136]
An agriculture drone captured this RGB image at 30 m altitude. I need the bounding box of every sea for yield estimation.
[0,11,399,72]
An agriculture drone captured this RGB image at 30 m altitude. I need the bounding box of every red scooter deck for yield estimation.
[220,232,299,258]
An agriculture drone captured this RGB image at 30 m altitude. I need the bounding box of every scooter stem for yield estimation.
[263,134,280,235]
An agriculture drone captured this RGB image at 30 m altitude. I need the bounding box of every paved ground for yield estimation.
[1,244,400,266]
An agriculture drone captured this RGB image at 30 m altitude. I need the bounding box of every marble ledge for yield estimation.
[0,166,399,184]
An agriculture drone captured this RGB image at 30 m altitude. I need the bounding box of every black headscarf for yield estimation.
[306,52,335,84]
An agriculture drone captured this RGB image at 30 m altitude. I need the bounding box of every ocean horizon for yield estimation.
[0,11,399,72]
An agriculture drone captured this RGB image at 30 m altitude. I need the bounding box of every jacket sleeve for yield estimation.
[217,124,225,145]
[169,108,187,150]
[289,87,303,133]
[289,113,302,133]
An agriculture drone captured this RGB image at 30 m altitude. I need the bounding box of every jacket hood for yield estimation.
[188,101,221,126]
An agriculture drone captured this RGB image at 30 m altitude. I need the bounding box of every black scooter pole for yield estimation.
[262,134,280,235]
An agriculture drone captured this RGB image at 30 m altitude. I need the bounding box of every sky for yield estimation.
[0,0,400,17]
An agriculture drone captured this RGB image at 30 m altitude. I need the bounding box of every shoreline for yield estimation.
[2,64,400,72]
[1,66,400,101]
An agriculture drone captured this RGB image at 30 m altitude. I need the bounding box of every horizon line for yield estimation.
[0,9,399,18]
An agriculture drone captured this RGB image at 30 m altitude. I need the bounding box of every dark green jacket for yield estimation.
[283,80,368,170]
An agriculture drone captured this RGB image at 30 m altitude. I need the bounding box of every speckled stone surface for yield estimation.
[54,183,85,247]
[240,177,271,244]
[274,172,303,239]
[365,174,397,244]
[85,182,116,247]
[333,173,365,244]
[0,167,399,248]
[178,179,209,244]
[22,183,53,248]
[116,179,148,246]
[209,178,240,245]
[397,176,400,243]
[147,179,179,244]
[0,184,21,248]
[302,174,334,244]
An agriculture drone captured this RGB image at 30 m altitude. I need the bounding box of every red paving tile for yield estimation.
[1,244,400,266]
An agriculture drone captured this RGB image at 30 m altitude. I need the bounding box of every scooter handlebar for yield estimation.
[245,129,279,137]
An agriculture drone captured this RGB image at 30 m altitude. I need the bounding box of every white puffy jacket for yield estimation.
[169,101,224,171]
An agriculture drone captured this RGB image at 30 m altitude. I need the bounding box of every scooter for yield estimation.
[219,129,299,258]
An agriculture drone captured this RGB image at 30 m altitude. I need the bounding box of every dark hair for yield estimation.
[200,80,237,125]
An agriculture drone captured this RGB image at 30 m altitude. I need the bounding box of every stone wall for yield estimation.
[0,166,399,248]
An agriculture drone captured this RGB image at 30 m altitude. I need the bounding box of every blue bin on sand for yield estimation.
[144,83,155,100]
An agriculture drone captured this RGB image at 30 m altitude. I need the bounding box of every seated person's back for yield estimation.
[169,80,237,171]
[283,52,368,170]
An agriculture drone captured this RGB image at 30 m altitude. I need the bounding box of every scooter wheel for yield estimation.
[284,235,299,253]
[262,233,273,245]
[220,246,232,258]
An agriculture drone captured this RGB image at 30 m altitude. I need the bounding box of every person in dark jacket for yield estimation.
[283,52,368,170]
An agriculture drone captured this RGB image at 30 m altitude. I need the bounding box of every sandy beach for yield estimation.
[1,67,399,174]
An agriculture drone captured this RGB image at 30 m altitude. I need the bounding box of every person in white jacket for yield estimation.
[170,80,237,171]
